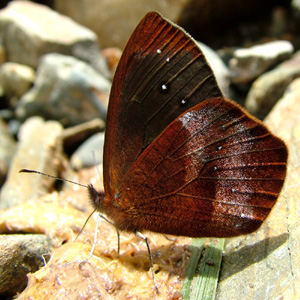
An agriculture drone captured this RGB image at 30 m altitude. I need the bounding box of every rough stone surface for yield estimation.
[197,42,231,98]
[0,117,64,208]
[16,53,111,127]
[70,132,105,170]
[245,50,300,119]
[0,1,110,77]
[0,116,16,186]
[0,62,35,106]
[101,47,122,74]
[55,0,191,49]
[229,40,293,84]
[0,234,53,297]
[216,78,300,300]
[63,118,105,154]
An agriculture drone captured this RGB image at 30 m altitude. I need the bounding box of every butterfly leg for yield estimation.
[78,213,103,265]
[86,213,102,259]
[81,212,121,262]
[98,213,121,253]
[135,231,159,293]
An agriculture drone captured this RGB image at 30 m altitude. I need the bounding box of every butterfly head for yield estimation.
[88,184,106,211]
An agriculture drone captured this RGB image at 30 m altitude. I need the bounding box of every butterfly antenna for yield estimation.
[19,168,94,241]
[19,169,88,189]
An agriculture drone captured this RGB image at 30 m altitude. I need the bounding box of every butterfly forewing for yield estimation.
[104,12,223,195]
[118,98,287,237]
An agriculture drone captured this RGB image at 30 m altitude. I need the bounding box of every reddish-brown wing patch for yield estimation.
[114,98,287,237]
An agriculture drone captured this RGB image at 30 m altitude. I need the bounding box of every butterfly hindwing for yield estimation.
[118,98,287,237]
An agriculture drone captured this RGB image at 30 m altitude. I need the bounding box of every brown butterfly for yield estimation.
[21,11,287,293]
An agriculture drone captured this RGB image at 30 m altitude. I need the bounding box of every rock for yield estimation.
[229,40,293,85]
[7,119,21,137]
[55,0,192,49]
[292,0,300,9]
[0,115,16,186]
[0,62,35,107]
[63,118,105,155]
[0,192,95,246]
[197,42,231,98]
[216,78,300,300]
[70,132,105,170]
[14,228,191,299]
[0,44,6,65]
[16,53,111,127]
[0,1,110,77]
[101,47,122,74]
[0,117,64,208]
[245,50,300,119]
[0,234,53,297]
[55,0,291,50]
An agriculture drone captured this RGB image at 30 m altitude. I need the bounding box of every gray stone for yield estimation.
[229,40,293,85]
[55,0,192,49]
[16,53,111,127]
[0,1,110,77]
[0,116,16,185]
[197,41,231,98]
[245,50,300,119]
[70,132,105,170]
[63,118,105,153]
[0,62,35,106]
[0,234,53,297]
[0,117,64,208]
[292,0,300,10]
